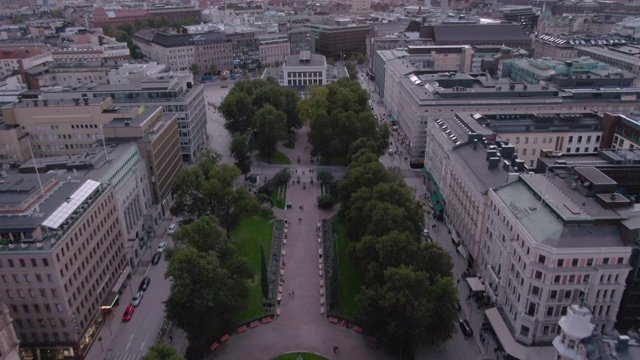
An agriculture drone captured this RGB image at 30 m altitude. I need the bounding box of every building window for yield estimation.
[520,325,530,337]
[568,136,573,143]
[538,255,546,264]
[572,259,578,267]
[526,302,537,317]
[546,307,554,317]
[554,275,561,284]
[550,290,557,300]
[557,259,564,267]
[534,271,542,280]
[587,258,593,266]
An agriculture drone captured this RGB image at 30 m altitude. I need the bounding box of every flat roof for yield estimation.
[495,176,625,248]
[574,167,617,186]
[284,52,325,67]
[42,179,101,229]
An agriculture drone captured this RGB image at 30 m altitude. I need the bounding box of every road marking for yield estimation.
[140,333,149,351]
[125,334,134,351]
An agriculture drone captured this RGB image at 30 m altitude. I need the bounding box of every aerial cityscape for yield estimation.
[0,0,640,360]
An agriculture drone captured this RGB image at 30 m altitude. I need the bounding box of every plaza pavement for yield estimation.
[208,127,389,359]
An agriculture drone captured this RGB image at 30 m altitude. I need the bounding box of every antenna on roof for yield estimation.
[26,138,44,197]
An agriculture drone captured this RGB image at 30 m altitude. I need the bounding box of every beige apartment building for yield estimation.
[0,173,127,359]
[258,34,291,67]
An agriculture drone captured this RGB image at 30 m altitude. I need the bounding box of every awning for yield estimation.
[99,292,119,310]
[111,265,132,293]
[485,308,527,360]
[466,277,485,293]
[457,245,467,260]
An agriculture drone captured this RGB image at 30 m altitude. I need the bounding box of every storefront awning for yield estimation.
[456,245,467,260]
[485,308,527,360]
[111,265,131,294]
[466,277,485,293]
[99,292,119,310]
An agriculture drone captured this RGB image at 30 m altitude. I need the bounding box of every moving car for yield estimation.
[157,242,167,253]
[422,229,429,238]
[131,291,144,307]
[152,252,162,265]
[168,224,178,235]
[138,277,151,292]
[122,305,135,322]
[459,318,473,337]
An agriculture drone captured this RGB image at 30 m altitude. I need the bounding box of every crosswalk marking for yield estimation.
[105,351,147,360]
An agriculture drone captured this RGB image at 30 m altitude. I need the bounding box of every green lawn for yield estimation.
[259,150,290,165]
[232,214,276,321]
[271,186,286,209]
[333,218,364,318]
[271,353,327,360]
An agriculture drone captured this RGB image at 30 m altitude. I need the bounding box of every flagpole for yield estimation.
[27,138,44,196]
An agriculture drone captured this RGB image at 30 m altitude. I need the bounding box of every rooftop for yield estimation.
[460,111,603,134]
[284,51,325,67]
[429,23,531,43]
[495,176,625,248]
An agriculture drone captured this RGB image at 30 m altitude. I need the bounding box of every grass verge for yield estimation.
[259,150,290,165]
[232,214,276,321]
[333,218,364,318]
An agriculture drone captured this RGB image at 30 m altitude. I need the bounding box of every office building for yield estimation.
[226,27,265,72]
[0,48,52,82]
[575,46,640,85]
[24,60,124,90]
[380,63,640,164]
[419,24,533,54]
[258,34,291,67]
[505,57,636,88]
[0,173,127,359]
[287,28,313,55]
[601,113,640,151]
[499,6,539,34]
[18,143,154,267]
[36,72,207,162]
[305,22,370,60]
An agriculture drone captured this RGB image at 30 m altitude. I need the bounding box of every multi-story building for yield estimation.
[0,48,52,81]
[107,62,166,85]
[455,111,605,170]
[102,107,182,206]
[91,6,201,28]
[258,34,290,67]
[305,22,370,60]
[481,170,633,345]
[18,143,154,267]
[0,302,20,360]
[471,45,525,77]
[226,27,265,72]
[380,62,640,164]
[366,31,431,74]
[351,0,372,13]
[0,172,127,359]
[532,34,629,62]
[505,56,636,88]
[39,73,207,162]
[499,5,539,34]
[575,46,640,85]
[419,24,533,54]
[23,60,124,90]
[287,28,313,55]
[600,113,640,150]
[281,51,327,87]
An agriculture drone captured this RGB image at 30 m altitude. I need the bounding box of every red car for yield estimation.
[122,305,135,322]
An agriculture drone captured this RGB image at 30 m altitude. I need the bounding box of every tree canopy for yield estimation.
[164,216,253,356]
[219,79,302,135]
[336,149,458,354]
[170,153,261,236]
[302,78,389,163]
[141,344,184,360]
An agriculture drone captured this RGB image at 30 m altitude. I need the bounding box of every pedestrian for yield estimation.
[333,346,337,353]
[292,290,295,297]
[169,335,173,342]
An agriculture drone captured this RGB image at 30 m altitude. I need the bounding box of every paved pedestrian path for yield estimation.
[208,128,389,360]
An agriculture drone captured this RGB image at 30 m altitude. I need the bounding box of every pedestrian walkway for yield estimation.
[208,128,389,360]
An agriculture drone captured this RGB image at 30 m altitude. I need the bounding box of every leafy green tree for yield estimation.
[317,194,336,209]
[253,105,287,161]
[170,216,229,255]
[347,138,379,163]
[170,157,261,236]
[165,247,252,355]
[355,266,457,354]
[338,149,394,206]
[230,133,252,178]
[219,92,255,134]
[260,242,269,301]
[142,344,184,360]
[189,63,200,77]
[317,171,334,184]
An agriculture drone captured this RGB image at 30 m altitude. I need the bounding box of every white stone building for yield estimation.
[282,51,327,87]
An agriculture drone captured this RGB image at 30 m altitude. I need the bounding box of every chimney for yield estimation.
[488,157,500,169]
[486,149,497,160]
[515,159,525,172]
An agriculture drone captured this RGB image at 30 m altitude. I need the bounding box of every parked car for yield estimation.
[131,291,144,307]
[157,242,167,253]
[152,252,162,265]
[459,319,473,337]
[138,277,151,292]
[168,224,178,235]
[122,305,135,322]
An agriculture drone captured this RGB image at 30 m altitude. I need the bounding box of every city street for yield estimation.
[86,219,176,360]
